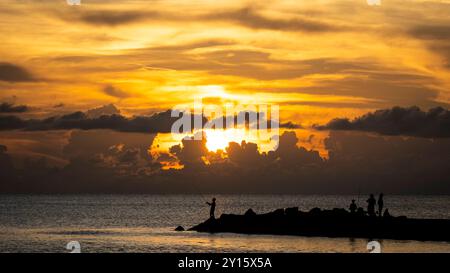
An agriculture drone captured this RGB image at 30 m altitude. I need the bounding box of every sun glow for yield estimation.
[204,129,246,151]
[199,85,228,98]
[204,128,278,152]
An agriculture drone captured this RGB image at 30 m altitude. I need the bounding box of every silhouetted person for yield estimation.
[206,198,216,218]
[377,193,384,217]
[349,199,357,214]
[383,209,391,218]
[367,194,376,217]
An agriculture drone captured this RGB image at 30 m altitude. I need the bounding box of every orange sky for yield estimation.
[1,0,449,123]
[1,1,450,195]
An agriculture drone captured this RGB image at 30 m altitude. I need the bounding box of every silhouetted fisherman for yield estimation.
[377,193,384,217]
[349,199,357,214]
[206,198,216,218]
[367,194,376,217]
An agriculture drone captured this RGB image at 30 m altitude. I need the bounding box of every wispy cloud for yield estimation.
[0,63,36,82]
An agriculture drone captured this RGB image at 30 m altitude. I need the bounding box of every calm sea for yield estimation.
[1,195,449,253]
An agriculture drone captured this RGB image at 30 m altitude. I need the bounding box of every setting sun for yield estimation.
[204,129,247,151]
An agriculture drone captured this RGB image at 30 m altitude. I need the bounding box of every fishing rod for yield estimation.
[357,183,361,204]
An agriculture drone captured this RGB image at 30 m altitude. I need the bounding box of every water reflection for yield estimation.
[1,195,450,252]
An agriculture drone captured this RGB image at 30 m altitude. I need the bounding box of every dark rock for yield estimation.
[189,207,450,242]
[272,208,285,216]
[285,207,299,217]
[175,226,185,231]
[188,216,219,232]
[244,208,256,217]
[332,208,348,214]
[309,207,321,215]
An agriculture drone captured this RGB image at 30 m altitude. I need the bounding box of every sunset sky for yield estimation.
[1,0,450,194]
[1,0,450,118]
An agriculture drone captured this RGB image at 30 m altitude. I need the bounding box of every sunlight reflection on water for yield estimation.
[1,195,449,252]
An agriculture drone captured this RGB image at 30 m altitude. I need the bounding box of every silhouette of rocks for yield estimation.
[189,207,450,241]
[244,208,256,217]
[285,207,298,217]
[175,225,185,231]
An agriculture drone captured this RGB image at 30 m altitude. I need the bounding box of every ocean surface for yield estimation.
[0,195,449,253]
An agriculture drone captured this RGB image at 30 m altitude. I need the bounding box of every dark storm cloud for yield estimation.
[167,131,322,170]
[0,115,27,130]
[0,104,293,133]
[321,131,450,194]
[0,110,175,133]
[0,107,207,133]
[208,110,301,130]
[169,132,209,169]
[63,130,155,161]
[2,129,450,194]
[279,121,302,129]
[315,106,450,138]
[0,63,35,82]
[223,131,322,169]
[93,143,156,176]
[0,102,29,113]
[158,131,450,194]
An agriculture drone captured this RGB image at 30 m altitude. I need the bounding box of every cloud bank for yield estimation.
[0,102,29,113]
[1,130,449,194]
[314,106,450,138]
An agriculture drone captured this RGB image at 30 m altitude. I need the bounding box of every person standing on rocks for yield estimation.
[367,194,376,217]
[349,199,358,214]
[206,198,216,219]
[377,193,384,217]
